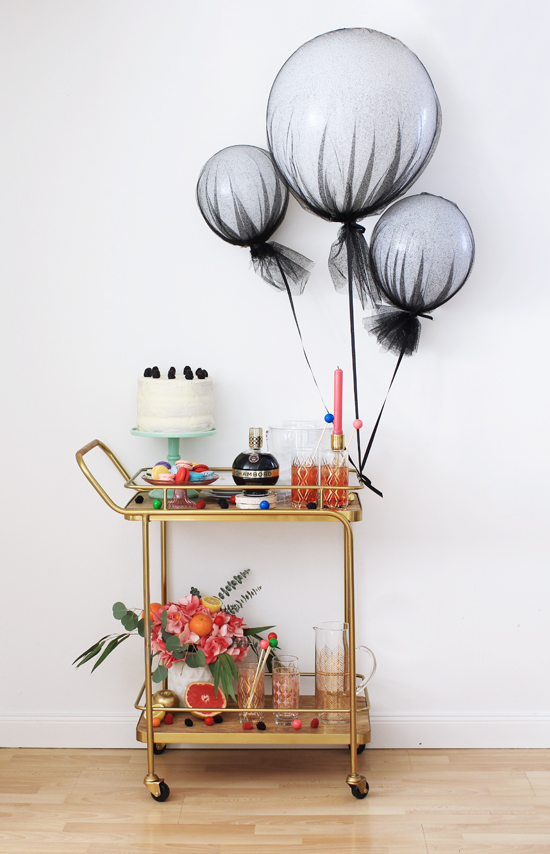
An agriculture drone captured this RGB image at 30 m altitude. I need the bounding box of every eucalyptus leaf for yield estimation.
[91,634,130,672]
[243,626,275,636]
[152,664,168,683]
[165,634,181,652]
[121,611,139,631]
[72,635,112,666]
[137,618,145,638]
[112,602,128,620]
[161,610,168,629]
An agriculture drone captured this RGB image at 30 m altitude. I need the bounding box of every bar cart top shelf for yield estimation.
[76,439,363,523]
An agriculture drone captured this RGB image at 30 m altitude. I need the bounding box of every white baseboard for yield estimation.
[2,713,550,749]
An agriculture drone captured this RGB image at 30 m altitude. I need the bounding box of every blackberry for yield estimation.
[143,367,152,377]
[306,502,317,510]
[168,367,176,379]
[202,369,208,377]
[218,498,229,509]
[183,366,191,373]
[256,721,267,731]
[135,495,144,504]
[184,372,193,381]
[184,718,194,728]
[213,715,224,724]
[152,366,160,378]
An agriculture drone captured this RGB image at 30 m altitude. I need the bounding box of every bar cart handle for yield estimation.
[355,646,377,694]
[75,439,131,515]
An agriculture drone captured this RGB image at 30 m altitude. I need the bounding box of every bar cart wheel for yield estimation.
[153,743,167,755]
[351,782,369,800]
[151,782,170,802]
[347,742,366,754]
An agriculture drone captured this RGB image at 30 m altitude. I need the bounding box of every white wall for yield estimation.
[2,0,549,748]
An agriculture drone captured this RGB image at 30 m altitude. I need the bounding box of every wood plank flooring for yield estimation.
[1,747,550,852]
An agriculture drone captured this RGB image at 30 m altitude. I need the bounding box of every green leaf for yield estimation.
[91,634,130,671]
[165,634,181,652]
[172,648,186,659]
[243,625,275,636]
[72,635,112,666]
[186,649,206,668]
[210,659,221,696]
[112,602,128,620]
[137,618,145,638]
[121,611,139,631]
[161,609,168,629]
[152,664,168,683]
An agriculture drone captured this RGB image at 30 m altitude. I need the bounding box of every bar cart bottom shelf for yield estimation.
[136,693,370,746]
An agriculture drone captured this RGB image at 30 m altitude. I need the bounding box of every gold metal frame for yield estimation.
[76,439,370,798]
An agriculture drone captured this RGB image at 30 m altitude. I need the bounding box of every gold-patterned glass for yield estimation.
[237,661,265,723]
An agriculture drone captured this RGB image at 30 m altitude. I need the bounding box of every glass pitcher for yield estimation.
[314,621,376,724]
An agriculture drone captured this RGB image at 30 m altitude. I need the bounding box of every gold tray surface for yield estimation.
[136,694,370,745]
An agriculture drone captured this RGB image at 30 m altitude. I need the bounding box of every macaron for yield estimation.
[188,470,214,482]
[151,464,170,479]
[192,464,209,473]
[155,461,171,470]
[157,473,175,482]
[175,460,194,469]
[175,466,190,484]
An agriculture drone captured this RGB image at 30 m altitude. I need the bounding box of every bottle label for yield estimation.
[248,454,260,463]
[233,468,279,479]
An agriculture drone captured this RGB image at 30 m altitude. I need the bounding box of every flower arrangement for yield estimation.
[74,569,274,701]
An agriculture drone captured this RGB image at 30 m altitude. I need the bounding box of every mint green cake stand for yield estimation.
[130,428,217,499]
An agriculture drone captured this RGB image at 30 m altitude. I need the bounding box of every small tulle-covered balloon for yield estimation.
[196,144,312,295]
[364,193,475,356]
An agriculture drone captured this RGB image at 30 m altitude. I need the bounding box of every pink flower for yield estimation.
[177,595,210,622]
[200,634,229,665]
[226,640,248,663]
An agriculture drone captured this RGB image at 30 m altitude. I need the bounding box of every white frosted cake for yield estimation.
[137,370,214,433]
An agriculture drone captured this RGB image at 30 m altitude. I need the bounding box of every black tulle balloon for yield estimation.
[267,27,442,305]
[197,145,327,407]
[196,144,312,295]
[364,193,475,356]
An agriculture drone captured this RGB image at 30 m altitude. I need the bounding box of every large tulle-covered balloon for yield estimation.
[267,28,441,305]
[196,144,313,294]
[365,193,475,356]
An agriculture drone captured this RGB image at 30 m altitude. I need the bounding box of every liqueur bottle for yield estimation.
[320,433,349,510]
[232,428,279,495]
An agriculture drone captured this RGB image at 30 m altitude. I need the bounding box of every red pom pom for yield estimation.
[353,419,363,430]
[292,719,302,729]
[164,713,174,725]
[267,632,277,640]
[310,718,319,729]
[196,500,206,509]
[214,614,225,625]
[230,494,236,504]
[259,639,269,650]
[205,716,214,726]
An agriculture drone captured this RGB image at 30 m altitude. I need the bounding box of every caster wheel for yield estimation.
[151,782,170,802]
[351,782,369,800]
[347,743,366,754]
[153,744,167,755]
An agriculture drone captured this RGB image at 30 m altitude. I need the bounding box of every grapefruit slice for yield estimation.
[184,681,227,719]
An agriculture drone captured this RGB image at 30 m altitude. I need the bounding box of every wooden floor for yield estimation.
[1,747,550,852]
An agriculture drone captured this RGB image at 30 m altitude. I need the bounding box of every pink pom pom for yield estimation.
[353,419,363,430]
[259,639,269,650]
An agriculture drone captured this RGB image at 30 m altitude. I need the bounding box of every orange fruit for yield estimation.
[152,717,162,727]
[188,613,213,637]
[141,602,163,621]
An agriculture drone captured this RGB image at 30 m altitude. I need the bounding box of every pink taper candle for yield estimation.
[333,368,343,435]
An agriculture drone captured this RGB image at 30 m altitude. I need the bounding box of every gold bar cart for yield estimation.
[76,439,371,800]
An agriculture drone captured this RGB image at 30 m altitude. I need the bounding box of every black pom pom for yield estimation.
[152,366,160,378]
[213,715,223,724]
[143,368,152,377]
[256,721,267,731]
[218,498,229,509]
[168,367,176,379]
[184,718,194,728]
[135,495,144,504]
[306,502,317,510]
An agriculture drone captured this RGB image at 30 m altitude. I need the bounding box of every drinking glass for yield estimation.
[291,448,319,508]
[272,655,300,725]
[237,660,265,724]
